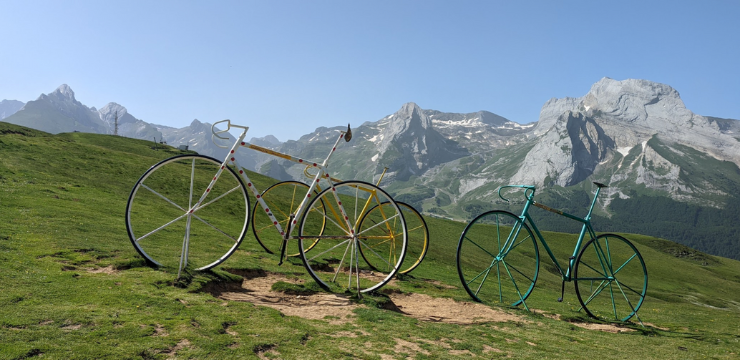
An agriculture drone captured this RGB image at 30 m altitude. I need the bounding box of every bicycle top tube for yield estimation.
[211,119,352,170]
[498,182,607,223]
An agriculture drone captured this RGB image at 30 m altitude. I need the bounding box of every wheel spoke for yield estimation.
[306,237,352,263]
[578,260,607,277]
[466,260,497,287]
[188,158,195,209]
[501,259,528,309]
[612,253,638,276]
[332,239,352,283]
[358,238,395,270]
[141,184,186,212]
[506,261,536,285]
[135,213,188,243]
[195,185,243,212]
[613,279,639,312]
[581,280,610,306]
[474,263,495,297]
[192,213,239,244]
[316,203,351,234]
[463,236,500,259]
[356,212,401,237]
[615,280,644,297]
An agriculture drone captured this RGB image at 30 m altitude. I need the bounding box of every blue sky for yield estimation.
[1,0,738,141]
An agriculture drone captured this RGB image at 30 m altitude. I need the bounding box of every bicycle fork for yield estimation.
[277,214,296,266]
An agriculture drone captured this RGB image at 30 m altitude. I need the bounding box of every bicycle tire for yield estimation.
[298,180,407,294]
[125,154,250,271]
[574,233,647,322]
[457,210,539,305]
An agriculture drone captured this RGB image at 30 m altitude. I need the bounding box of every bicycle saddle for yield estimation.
[593,182,608,188]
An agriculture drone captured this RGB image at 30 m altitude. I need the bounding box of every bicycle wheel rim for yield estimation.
[298,180,407,293]
[125,154,250,271]
[456,210,539,306]
[574,234,647,322]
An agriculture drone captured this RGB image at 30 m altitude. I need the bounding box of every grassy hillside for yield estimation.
[1,122,739,359]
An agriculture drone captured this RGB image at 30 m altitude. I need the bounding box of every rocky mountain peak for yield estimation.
[477,111,510,126]
[534,97,581,136]
[374,102,469,181]
[187,119,213,133]
[581,78,687,124]
[387,102,431,131]
[99,102,128,118]
[48,84,76,102]
[377,102,430,152]
[536,78,717,139]
[250,134,281,147]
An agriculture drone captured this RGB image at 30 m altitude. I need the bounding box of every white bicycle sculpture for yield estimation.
[125,120,408,294]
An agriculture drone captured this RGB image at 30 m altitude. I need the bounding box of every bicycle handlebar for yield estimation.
[211,120,249,149]
[497,185,536,203]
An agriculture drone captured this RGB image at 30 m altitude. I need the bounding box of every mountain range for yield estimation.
[2,80,740,261]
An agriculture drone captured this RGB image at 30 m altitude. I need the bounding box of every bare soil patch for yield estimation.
[541,312,637,333]
[209,270,358,324]
[206,272,524,326]
[86,265,118,275]
[569,322,636,333]
[391,293,521,324]
[162,339,191,358]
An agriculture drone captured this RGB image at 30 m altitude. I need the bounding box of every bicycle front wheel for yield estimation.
[125,155,250,271]
[298,181,407,294]
[457,210,539,306]
[574,234,647,322]
[358,201,429,275]
[251,181,325,256]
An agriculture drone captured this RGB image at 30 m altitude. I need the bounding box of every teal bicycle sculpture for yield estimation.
[456,182,647,322]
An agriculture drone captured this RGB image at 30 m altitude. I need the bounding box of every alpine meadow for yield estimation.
[1,118,740,359]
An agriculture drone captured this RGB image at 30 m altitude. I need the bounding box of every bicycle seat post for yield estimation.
[585,182,608,221]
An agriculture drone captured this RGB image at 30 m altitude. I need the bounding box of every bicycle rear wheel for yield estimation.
[358,201,429,275]
[251,181,324,256]
[574,234,647,322]
[298,181,407,294]
[457,210,539,306]
[125,155,250,271]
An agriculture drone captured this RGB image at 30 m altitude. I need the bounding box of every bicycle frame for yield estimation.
[498,184,604,282]
[457,182,646,321]
[208,120,355,265]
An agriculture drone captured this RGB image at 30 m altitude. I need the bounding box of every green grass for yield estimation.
[1,122,740,359]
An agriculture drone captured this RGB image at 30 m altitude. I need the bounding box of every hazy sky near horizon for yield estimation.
[1,0,738,141]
